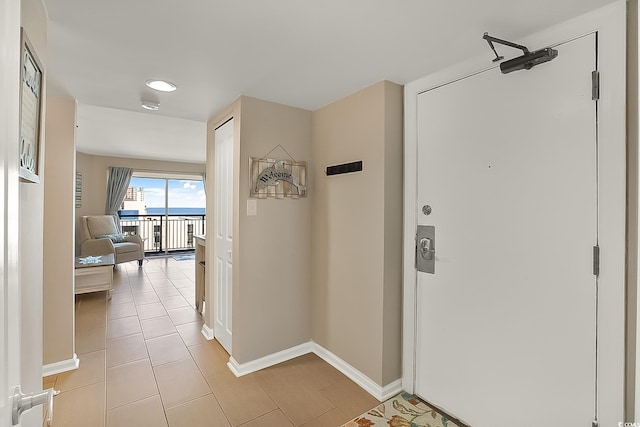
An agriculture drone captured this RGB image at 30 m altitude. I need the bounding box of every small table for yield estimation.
[75,254,115,299]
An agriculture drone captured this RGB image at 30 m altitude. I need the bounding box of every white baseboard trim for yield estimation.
[228,342,314,377]
[310,342,403,401]
[379,379,404,401]
[201,324,214,340]
[226,340,402,401]
[42,353,80,377]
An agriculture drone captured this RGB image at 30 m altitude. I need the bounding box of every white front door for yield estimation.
[1,0,25,425]
[415,34,597,426]
[214,119,234,354]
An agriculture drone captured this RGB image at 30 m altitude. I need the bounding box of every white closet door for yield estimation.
[214,119,234,354]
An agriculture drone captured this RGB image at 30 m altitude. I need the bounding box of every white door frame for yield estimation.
[402,2,626,425]
[1,0,24,424]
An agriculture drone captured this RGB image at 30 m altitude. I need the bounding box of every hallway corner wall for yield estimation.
[311,81,403,387]
[235,97,313,363]
[43,97,77,367]
[207,96,313,364]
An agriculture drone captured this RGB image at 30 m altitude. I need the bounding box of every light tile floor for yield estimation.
[44,256,379,427]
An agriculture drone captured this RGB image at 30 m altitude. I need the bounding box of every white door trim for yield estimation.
[1,0,23,425]
[402,2,626,424]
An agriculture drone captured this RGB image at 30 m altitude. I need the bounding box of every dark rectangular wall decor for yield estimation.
[325,161,363,176]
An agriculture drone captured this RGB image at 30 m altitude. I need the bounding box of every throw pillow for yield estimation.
[95,233,127,243]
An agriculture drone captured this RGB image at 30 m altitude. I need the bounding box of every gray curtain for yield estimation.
[200,172,206,194]
[105,166,133,231]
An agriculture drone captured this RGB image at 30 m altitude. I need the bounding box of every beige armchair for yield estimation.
[80,215,144,266]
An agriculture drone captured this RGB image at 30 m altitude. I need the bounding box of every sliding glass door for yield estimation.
[119,174,205,255]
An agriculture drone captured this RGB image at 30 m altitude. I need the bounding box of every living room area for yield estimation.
[42,98,209,379]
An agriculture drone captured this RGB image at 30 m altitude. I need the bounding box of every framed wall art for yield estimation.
[19,28,43,183]
[75,172,82,208]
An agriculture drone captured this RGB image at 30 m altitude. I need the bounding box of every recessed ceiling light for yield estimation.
[141,101,160,111]
[145,79,177,92]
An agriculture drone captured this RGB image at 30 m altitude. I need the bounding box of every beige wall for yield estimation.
[381,82,404,385]
[237,97,312,362]
[20,0,47,425]
[75,152,205,252]
[207,96,313,364]
[311,81,403,386]
[43,97,77,366]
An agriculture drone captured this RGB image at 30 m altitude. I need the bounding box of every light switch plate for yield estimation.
[247,199,257,216]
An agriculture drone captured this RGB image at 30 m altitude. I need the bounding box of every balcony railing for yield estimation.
[119,214,206,254]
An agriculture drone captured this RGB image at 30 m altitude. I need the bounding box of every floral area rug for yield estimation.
[341,392,462,427]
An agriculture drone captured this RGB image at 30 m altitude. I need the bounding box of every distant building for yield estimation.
[124,187,144,202]
[121,187,147,214]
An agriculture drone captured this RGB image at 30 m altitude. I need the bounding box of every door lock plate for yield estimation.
[416,225,435,274]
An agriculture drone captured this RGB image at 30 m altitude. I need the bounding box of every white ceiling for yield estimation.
[43,0,619,163]
[75,104,206,163]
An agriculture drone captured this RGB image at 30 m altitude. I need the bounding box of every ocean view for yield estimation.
[119,207,206,216]
[146,207,206,215]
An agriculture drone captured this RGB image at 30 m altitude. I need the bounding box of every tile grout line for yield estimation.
[141,272,164,410]
[159,259,231,424]
[102,292,108,427]
[99,291,108,427]
[137,258,203,426]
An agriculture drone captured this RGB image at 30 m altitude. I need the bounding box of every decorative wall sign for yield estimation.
[18,28,43,183]
[75,172,82,208]
[250,157,307,199]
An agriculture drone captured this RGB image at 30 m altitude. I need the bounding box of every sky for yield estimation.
[129,177,205,208]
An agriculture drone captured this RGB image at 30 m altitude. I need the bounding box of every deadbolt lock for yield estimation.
[419,237,434,260]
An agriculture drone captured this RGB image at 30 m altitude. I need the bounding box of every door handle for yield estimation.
[419,237,435,260]
[12,385,59,426]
